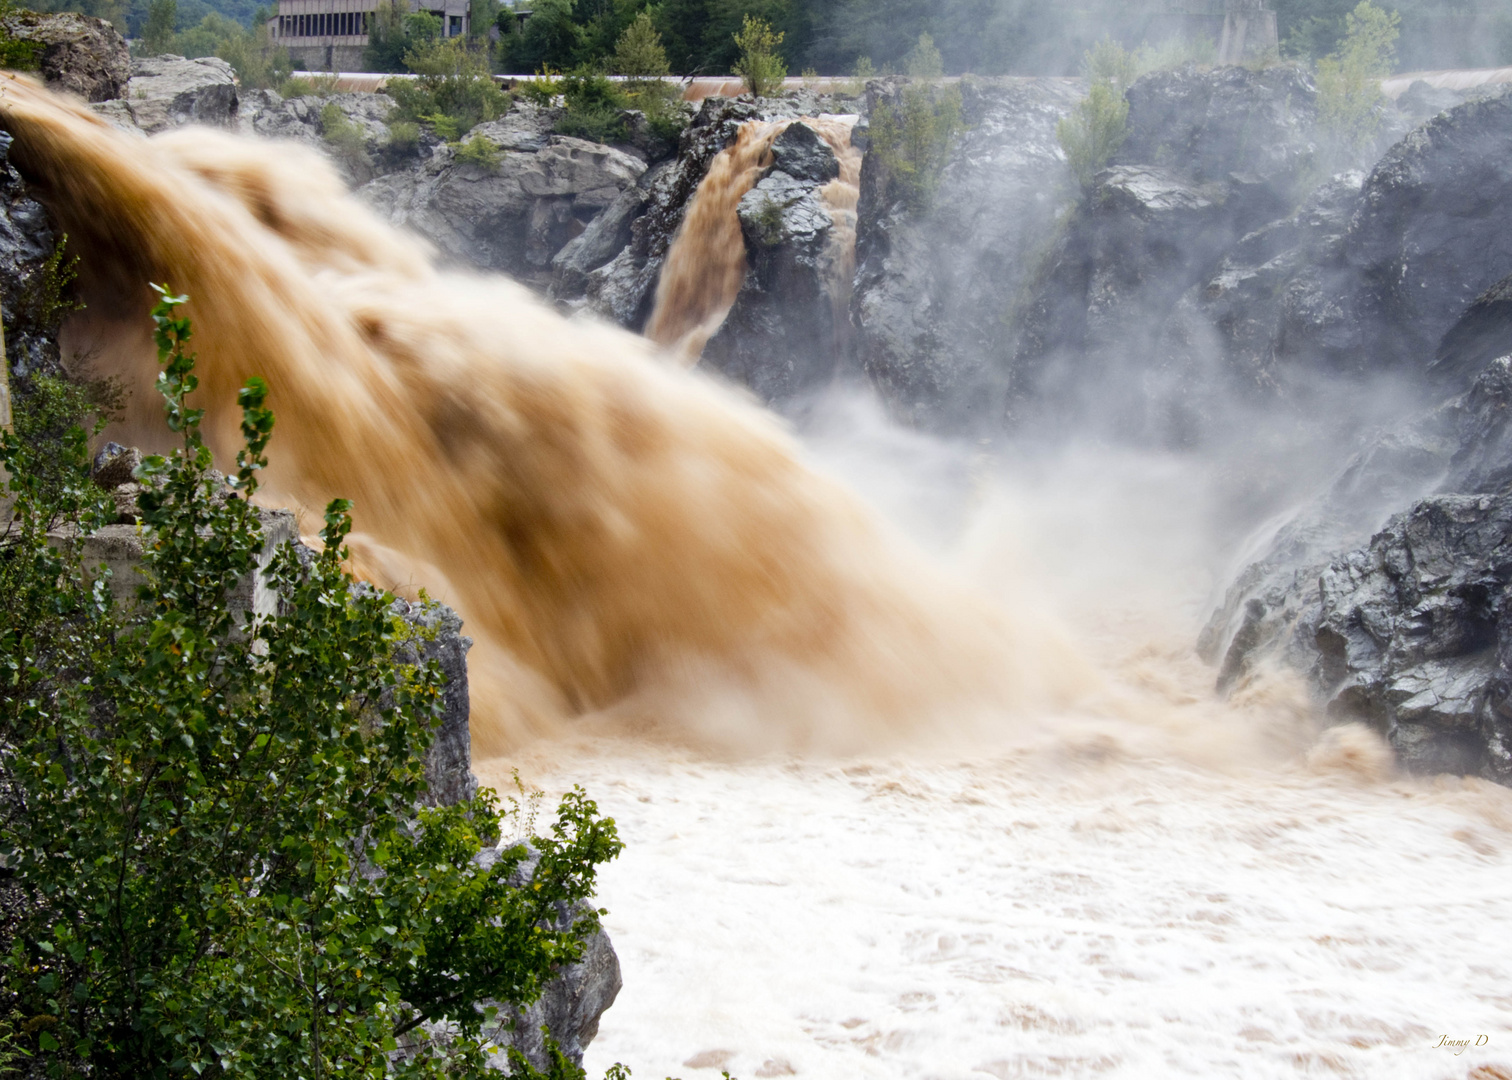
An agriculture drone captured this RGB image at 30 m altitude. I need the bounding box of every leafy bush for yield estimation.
[455,132,502,169]
[387,37,509,138]
[501,0,580,75]
[732,14,785,98]
[1315,0,1399,158]
[613,10,667,79]
[0,289,623,1077]
[518,67,563,107]
[387,118,421,152]
[140,0,175,55]
[1056,80,1129,191]
[555,68,628,143]
[320,100,371,168]
[869,75,965,209]
[278,71,339,97]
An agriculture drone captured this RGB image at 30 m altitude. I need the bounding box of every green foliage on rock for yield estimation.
[732,14,784,97]
[386,36,509,138]
[455,130,502,169]
[869,43,964,210]
[1315,0,1399,158]
[1057,80,1129,192]
[0,289,624,1077]
[320,99,370,168]
[555,67,627,142]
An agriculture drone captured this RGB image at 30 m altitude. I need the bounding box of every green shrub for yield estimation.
[387,118,421,151]
[555,67,628,143]
[1316,0,1399,158]
[869,77,965,209]
[320,99,371,168]
[0,0,42,72]
[140,0,175,56]
[1057,80,1130,191]
[903,31,942,79]
[732,14,785,98]
[386,37,509,138]
[0,288,624,1077]
[278,71,339,97]
[613,9,667,79]
[844,54,874,97]
[455,132,502,169]
[519,67,563,106]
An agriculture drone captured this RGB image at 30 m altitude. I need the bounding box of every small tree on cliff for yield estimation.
[733,14,785,97]
[0,289,623,1077]
[1316,0,1399,159]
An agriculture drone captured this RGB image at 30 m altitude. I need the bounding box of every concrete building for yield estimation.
[268,0,472,72]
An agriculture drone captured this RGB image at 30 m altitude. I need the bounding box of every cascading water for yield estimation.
[5,75,1512,1079]
[0,77,1074,757]
[646,116,862,363]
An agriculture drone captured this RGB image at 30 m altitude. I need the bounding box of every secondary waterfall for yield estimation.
[645,116,862,363]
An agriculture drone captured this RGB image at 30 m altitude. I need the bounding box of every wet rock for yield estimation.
[1204,357,1512,782]
[1010,65,1319,440]
[97,55,238,133]
[701,158,841,401]
[387,596,478,809]
[0,131,64,384]
[1116,64,1319,198]
[769,120,839,184]
[852,76,1085,431]
[360,104,645,282]
[1346,89,1512,377]
[1432,274,1512,388]
[1,10,129,103]
[91,441,141,490]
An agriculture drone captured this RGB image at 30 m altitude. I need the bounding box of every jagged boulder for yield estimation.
[1204,357,1512,781]
[360,103,645,281]
[92,55,239,133]
[1,10,129,103]
[1346,89,1512,376]
[241,91,406,185]
[1434,274,1512,386]
[1010,65,1319,440]
[851,76,1084,431]
[386,596,478,808]
[0,130,65,385]
[701,129,844,401]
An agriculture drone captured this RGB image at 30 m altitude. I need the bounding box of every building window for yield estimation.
[449,14,462,35]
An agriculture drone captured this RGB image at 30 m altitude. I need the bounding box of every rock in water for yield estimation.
[0,10,129,103]
[1204,358,1512,781]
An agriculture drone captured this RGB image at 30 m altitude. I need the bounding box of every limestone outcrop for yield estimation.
[1,10,129,103]
[91,54,239,133]
[358,103,646,282]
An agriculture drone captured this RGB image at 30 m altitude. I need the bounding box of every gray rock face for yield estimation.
[700,148,843,401]
[1010,65,1319,440]
[852,76,1084,431]
[360,103,645,282]
[1434,274,1512,390]
[1346,89,1512,377]
[96,55,238,133]
[1204,358,1512,781]
[387,596,478,809]
[1,10,129,103]
[483,848,622,1072]
[242,91,405,185]
[0,131,65,385]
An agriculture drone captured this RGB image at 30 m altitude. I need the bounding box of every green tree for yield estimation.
[141,0,176,54]
[363,0,409,72]
[613,8,666,78]
[388,36,509,137]
[732,13,784,96]
[869,57,964,208]
[903,29,941,79]
[1057,80,1128,191]
[0,289,624,1076]
[503,0,581,72]
[1315,0,1399,157]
